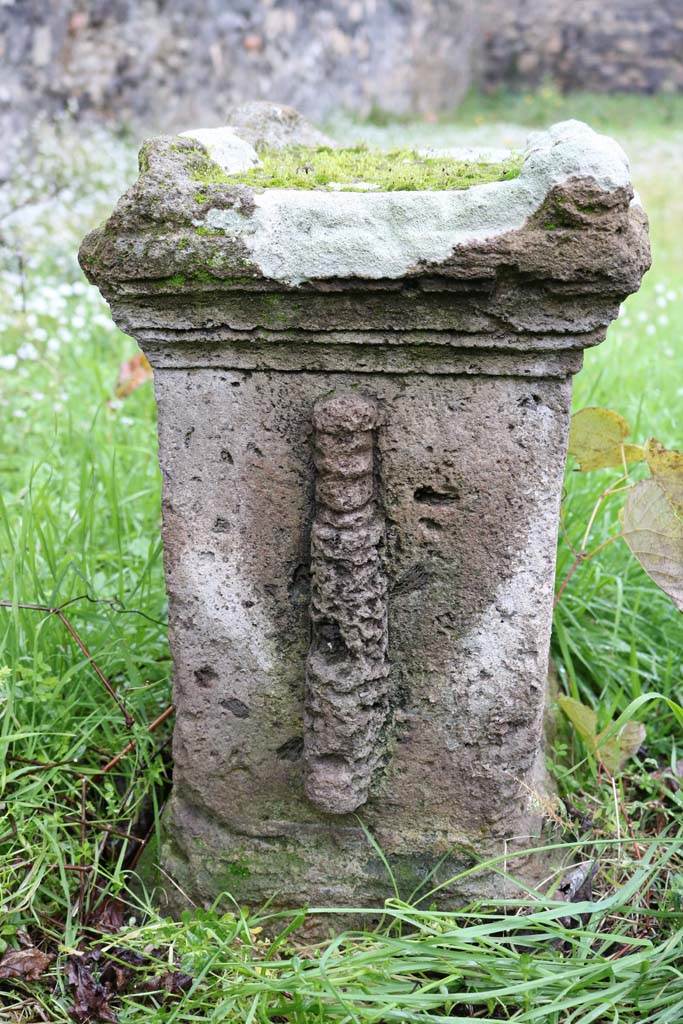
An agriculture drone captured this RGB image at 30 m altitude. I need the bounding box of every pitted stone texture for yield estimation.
[80,120,646,293]
[305,392,389,815]
[79,117,650,913]
[154,370,570,909]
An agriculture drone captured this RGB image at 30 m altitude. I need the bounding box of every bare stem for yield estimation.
[0,598,135,728]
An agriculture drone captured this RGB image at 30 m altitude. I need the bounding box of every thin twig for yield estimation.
[79,777,88,925]
[97,704,175,776]
[555,451,635,608]
[127,800,167,873]
[7,754,83,772]
[580,477,630,552]
[55,591,167,629]
[87,731,173,914]
[64,816,146,845]
[57,610,134,727]
[0,599,134,727]
[554,534,621,607]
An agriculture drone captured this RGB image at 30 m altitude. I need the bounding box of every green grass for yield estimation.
[201,144,523,191]
[361,85,683,134]
[0,97,681,1021]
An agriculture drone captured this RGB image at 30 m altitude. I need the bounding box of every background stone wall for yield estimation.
[0,1,476,140]
[479,0,683,95]
[1,0,681,148]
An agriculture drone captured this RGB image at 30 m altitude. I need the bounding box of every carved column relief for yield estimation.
[304,392,390,815]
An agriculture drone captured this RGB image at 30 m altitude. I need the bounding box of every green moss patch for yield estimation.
[190,144,523,192]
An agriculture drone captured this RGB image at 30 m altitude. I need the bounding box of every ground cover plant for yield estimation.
[0,95,681,1021]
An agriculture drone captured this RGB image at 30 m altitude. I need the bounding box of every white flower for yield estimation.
[31,391,45,401]
[645,324,656,336]
[655,282,665,294]
[13,409,27,418]
[0,354,18,370]
[47,338,60,353]
[17,342,39,360]
[666,290,677,302]
[656,296,667,308]
[657,314,670,326]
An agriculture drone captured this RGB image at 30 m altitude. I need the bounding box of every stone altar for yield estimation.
[80,117,649,911]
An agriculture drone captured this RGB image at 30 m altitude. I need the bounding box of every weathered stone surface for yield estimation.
[179,126,259,175]
[79,118,650,913]
[305,392,389,815]
[223,101,336,150]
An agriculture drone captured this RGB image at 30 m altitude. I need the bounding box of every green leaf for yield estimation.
[558,695,646,774]
[567,407,644,471]
[621,478,683,610]
[644,437,683,513]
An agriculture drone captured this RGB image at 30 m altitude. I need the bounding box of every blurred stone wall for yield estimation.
[1,0,681,149]
[479,0,683,94]
[0,0,476,140]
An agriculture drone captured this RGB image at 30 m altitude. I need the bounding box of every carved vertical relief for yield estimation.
[304,391,390,815]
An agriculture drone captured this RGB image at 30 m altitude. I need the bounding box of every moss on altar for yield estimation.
[190,144,523,192]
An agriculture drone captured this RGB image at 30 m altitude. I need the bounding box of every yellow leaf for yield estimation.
[644,438,683,513]
[597,721,646,774]
[567,407,644,472]
[558,695,598,750]
[560,696,646,774]
[115,352,153,398]
[622,478,683,610]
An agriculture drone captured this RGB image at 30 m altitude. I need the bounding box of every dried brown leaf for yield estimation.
[66,953,118,1023]
[115,352,153,399]
[89,897,126,934]
[139,970,193,996]
[0,946,53,981]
